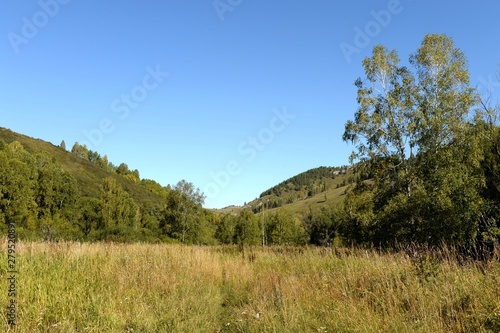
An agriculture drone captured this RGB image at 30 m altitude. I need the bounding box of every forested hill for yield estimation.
[261,166,350,197]
[0,127,212,243]
[0,127,163,206]
[248,166,353,212]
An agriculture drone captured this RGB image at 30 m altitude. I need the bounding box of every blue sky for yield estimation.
[1,1,499,208]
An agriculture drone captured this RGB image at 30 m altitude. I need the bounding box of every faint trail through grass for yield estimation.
[0,241,499,332]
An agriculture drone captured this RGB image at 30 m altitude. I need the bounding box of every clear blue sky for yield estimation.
[1,1,499,208]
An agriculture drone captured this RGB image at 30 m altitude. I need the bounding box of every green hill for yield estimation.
[0,127,216,243]
[0,127,164,207]
[213,166,356,218]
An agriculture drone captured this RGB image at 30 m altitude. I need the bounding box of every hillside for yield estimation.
[0,127,164,207]
[211,166,356,218]
[261,166,349,198]
[0,127,357,219]
[248,166,354,213]
[0,127,219,243]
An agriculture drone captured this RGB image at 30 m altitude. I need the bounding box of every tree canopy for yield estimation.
[342,33,499,252]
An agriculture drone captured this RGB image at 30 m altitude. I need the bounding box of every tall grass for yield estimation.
[1,241,499,332]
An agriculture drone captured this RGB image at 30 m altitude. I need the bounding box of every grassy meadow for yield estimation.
[0,241,499,332]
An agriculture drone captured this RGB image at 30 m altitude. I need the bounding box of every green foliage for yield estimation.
[341,34,498,251]
[0,143,37,230]
[138,202,163,236]
[34,152,79,219]
[0,140,83,240]
[474,104,500,252]
[99,177,138,230]
[76,196,101,238]
[256,166,348,211]
[71,142,88,160]
[215,209,308,246]
[174,179,206,206]
[234,210,260,246]
[338,188,376,245]
[303,206,338,246]
[0,129,213,244]
[140,179,170,199]
[162,184,215,244]
[215,214,237,245]
[266,209,308,246]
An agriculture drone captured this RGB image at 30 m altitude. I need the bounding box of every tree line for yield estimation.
[69,141,141,183]
[0,139,310,245]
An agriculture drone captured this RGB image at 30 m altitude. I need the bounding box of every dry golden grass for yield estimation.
[0,241,499,332]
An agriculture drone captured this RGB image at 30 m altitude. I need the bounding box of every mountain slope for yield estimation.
[210,166,355,217]
[248,166,354,214]
[0,127,164,207]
